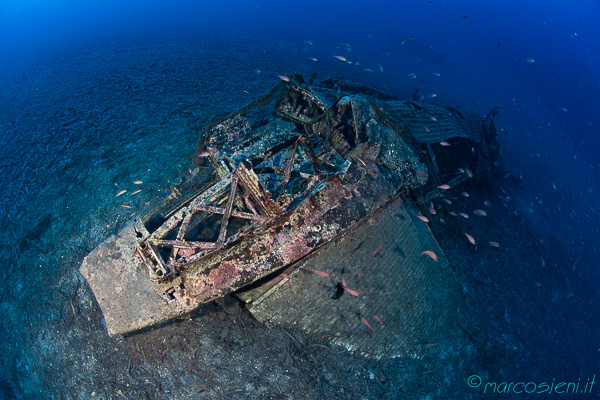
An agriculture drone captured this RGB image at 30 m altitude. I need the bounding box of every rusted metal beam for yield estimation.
[279,137,301,196]
[196,205,265,222]
[217,174,239,244]
[234,163,278,217]
[149,178,229,241]
[137,241,169,281]
[147,239,221,250]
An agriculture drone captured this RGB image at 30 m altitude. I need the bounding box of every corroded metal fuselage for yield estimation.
[80,75,501,336]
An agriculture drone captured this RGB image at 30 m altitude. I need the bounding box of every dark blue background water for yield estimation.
[2,0,598,155]
[1,0,598,398]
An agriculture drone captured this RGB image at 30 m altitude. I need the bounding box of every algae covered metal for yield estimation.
[80,73,501,343]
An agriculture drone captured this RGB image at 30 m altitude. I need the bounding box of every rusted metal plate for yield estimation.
[385,100,484,144]
[80,220,180,336]
[172,161,401,314]
[242,196,465,360]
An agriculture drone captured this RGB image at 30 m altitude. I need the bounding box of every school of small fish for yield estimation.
[268,37,556,337]
[420,163,502,252]
[287,36,456,84]
[115,179,147,208]
[281,169,507,336]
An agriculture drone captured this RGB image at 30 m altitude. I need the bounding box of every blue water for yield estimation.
[1,0,598,398]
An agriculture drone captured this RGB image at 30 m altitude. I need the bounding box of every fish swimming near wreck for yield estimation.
[80,74,502,337]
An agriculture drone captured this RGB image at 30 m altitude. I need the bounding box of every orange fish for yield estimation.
[473,209,487,216]
[431,116,438,121]
[120,204,132,209]
[449,211,457,216]
[341,277,360,295]
[461,192,470,197]
[116,189,127,197]
[443,198,452,205]
[131,189,142,195]
[310,269,330,278]
[438,184,451,190]
[489,241,500,248]
[466,169,473,178]
[360,316,375,332]
[334,55,347,61]
[197,151,210,157]
[417,214,430,223]
[373,315,383,326]
[278,75,290,81]
[133,180,143,185]
[465,233,476,245]
[459,212,469,219]
[421,250,438,262]
[439,141,451,146]
[429,202,437,215]
[370,244,384,255]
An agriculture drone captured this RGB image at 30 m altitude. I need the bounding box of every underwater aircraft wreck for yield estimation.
[81,73,502,358]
